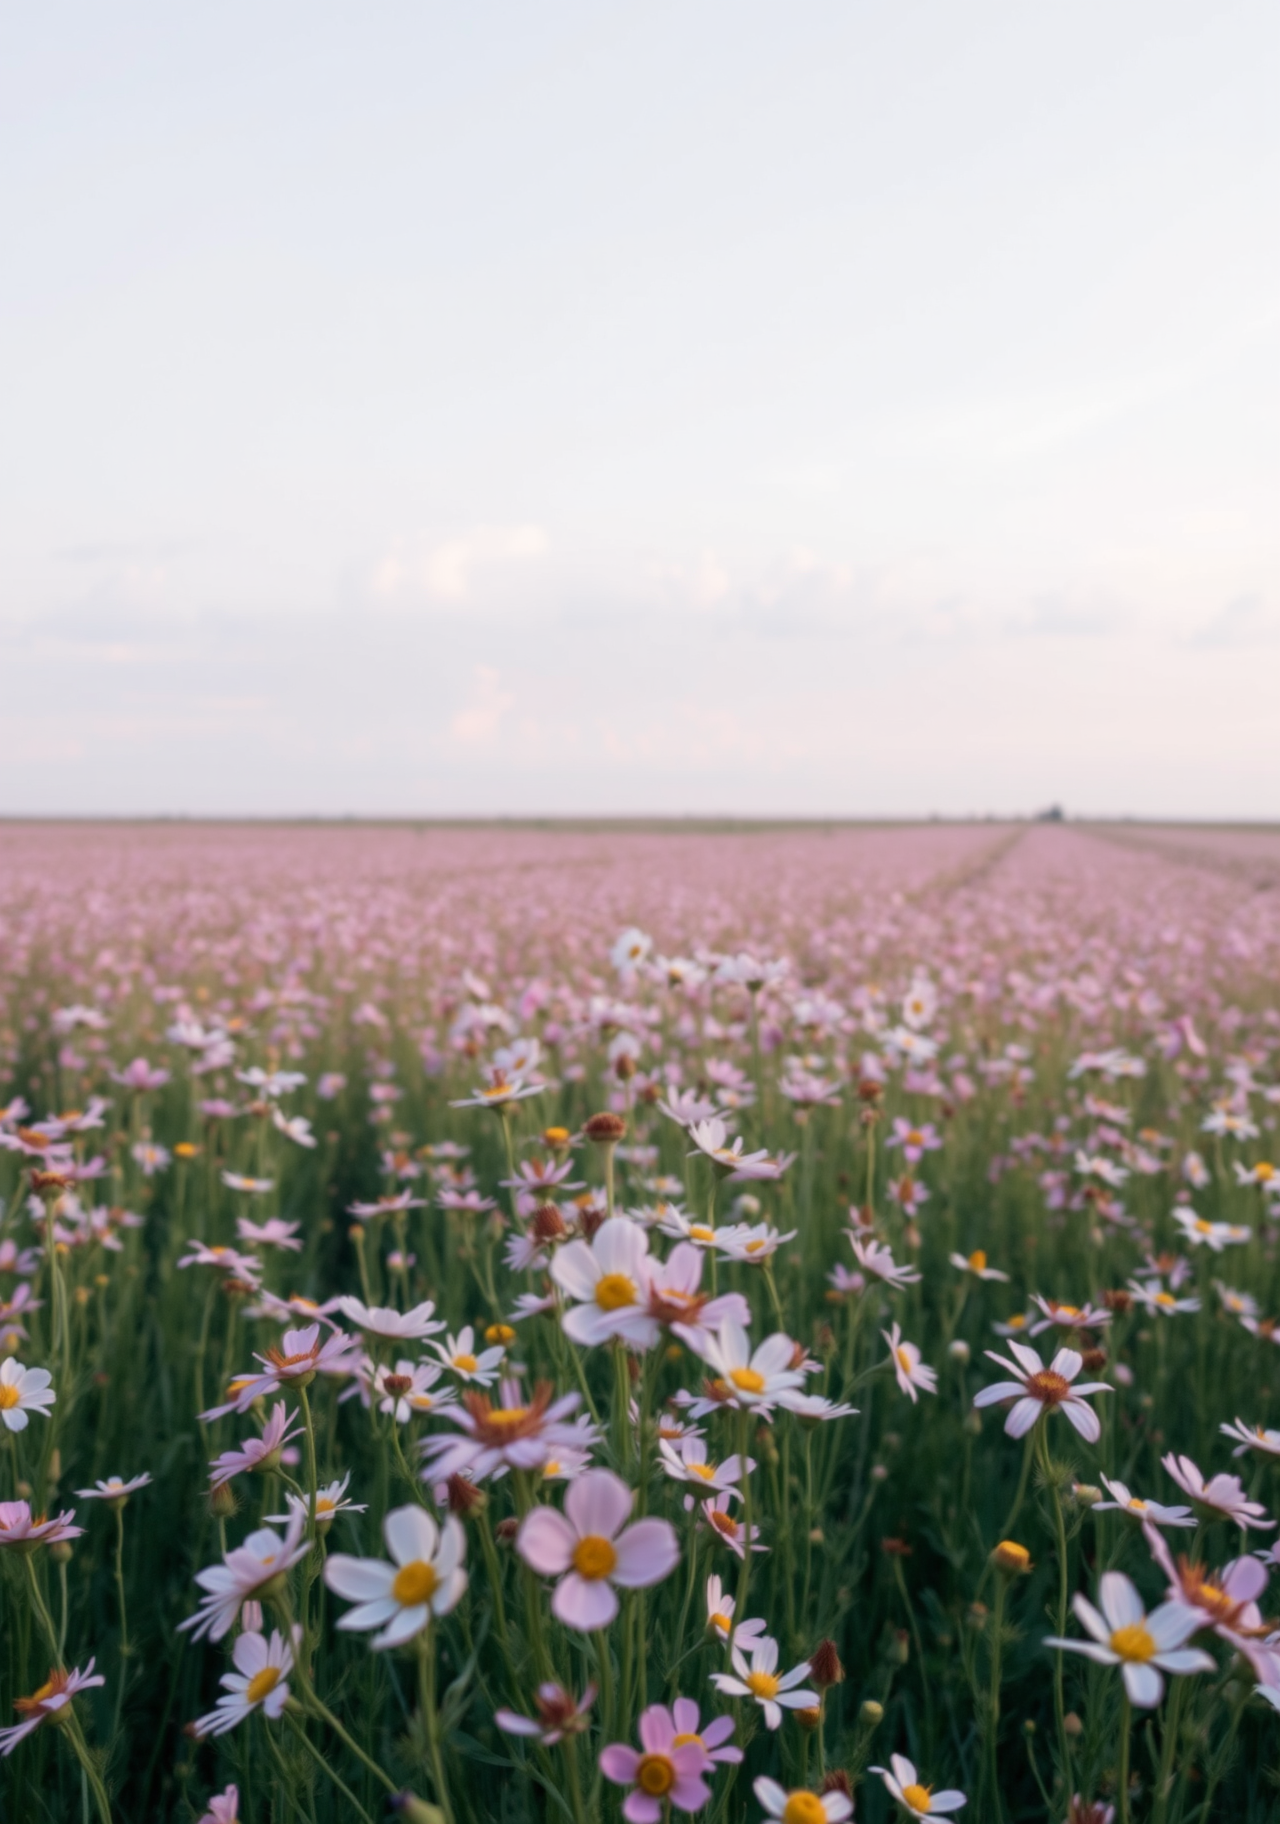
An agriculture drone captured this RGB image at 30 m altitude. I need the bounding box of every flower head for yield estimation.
[517,1468,679,1631]
[0,1662,105,1756]
[1161,1454,1275,1530]
[599,1702,716,1821]
[495,1681,597,1746]
[710,1634,817,1730]
[754,1778,854,1823]
[194,1627,294,1735]
[1044,1570,1213,1706]
[75,1472,152,1507]
[0,1357,56,1432]
[973,1341,1109,1442]
[179,1514,309,1641]
[324,1504,467,1648]
[871,1755,966,1816]
[883,1324,937,1404]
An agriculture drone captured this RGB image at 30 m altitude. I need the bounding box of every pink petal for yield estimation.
[566,1469,634,1541]
[611,1518,680,1588]
[517,1508,576,1575]
[551,1570,618,1630]
[599,1744,641,1784]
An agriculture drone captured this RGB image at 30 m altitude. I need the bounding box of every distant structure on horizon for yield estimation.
[1035,805,1066,822]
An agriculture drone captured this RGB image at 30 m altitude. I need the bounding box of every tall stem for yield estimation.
[1117,1690,1132,1824]
[418,1632,455,1824]
[1037,1424,1072,1795]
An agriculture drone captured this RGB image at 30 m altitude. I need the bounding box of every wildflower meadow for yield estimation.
[3,817,1280,1824]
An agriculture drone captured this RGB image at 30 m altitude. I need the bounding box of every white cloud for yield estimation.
[449,665,515,744]
[372,527,549,605]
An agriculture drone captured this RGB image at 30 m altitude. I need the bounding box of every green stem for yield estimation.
[286,1710,376,1824]
[1117,1690,1131,1824]
[418,1631,455,1824]
[1036,1424,1072,1795]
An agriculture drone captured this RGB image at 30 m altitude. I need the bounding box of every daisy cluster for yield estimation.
[0,820,1279,1822]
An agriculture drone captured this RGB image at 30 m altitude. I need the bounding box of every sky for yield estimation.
[1,3,1276,819]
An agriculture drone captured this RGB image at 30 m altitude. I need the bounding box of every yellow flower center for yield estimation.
[485,1324,515,1345]
[0,1385,21,1411]
[1194,1219,1212,1233]
[486,1406,528,1428]
[1154,1292,1175,1308]
[29,1679,56,1704]
[907,1130,924,1146]
[454,1353,478,1372]
[1109,1622,1156,1662]
[1026,1370,1070,1405]
[1256,1162,1274,1180]
[729,1367,765,1395]
[246,1665,282,1705]
[636,1753,675,1796]
[315,1497,335,1517]
[745,1670,780,1700]
[690,1225,716,1242]
[902,1784,933,1813]
[689,1462,718,1480]
[968,1250,987,1271]
[572,1534,617,1580]
[783,1797,829,1824]
[392,1561,439,1607]
[671,1731,703,1748]
[595,1273,637,1311]
[711,1611,732,1634]
[896,1348,913,1372]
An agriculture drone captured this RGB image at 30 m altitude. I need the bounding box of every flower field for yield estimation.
[2,817,1280,1824]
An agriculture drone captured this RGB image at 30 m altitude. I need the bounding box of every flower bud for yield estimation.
[809,1639,845,1690]
[209,1481,239,1521]
[389,1797,446,1824]
[446,1474,487,1517]
[1064,1711,1083,1738]
[822,1770,853,1798]
[583,1112,626,1144]
[991,1539,1032,1576]
[794,1706,823,1731]
[1073,1483,1102,1508]
[948,1339,970,1365]
[50,1541,74,1565]
[859,1699,884,1726]
[890,1628,910,1665]
[495,1518,520,1545]
[485,1323,516,1347]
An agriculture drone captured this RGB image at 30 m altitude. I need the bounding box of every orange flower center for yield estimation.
[0,1385,21,1410]
[968,1250,987,1271]
[902,1784,933,1813]
[572,1535,617,1580]
[392,1561,439,1606]
[246,1666,282,1705]
[595,1273,637,1311]
[636,1753,675,1795]
[783,1797,829,1824]
[1026,1370,1070,1404]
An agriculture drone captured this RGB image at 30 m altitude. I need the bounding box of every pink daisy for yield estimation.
[516,1468,679,1631]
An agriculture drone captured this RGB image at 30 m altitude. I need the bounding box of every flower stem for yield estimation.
[418,1631,455,1824]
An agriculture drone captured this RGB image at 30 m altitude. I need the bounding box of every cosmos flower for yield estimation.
[1220,1418,1280,1459]
[179,1515,309,1641]
[1043,1571,1213,1707]
[0,1662,106,1756]
[1028,1296,1111,1337]
[335,1297,445,1341]
[325,1506,467,1649]
[0,1501,82,1549]
[0,1358,56,1432]
[75,1472,152,1506]
[1160,1454,1275,1530]
[710,1634,818,1730]
[1091,1477,1194,1529]
[687,1118,794,1182]
[197,1785,241,1824]
[266,1472,366,1530]
[551,1217,659,1350]
[599,1704,714,1821]
[883,1324,937,1403]
[659,1435,751,1508]
[421,1377,597,1483]
[948,1249,1009,1282]
[517,1468,678,1630]
[704,1574,767,1650]
[495,1682,597,1746]
[1173,1210,1251,1252]
[689,1320,807,1411]
[208,1402,302,1490]
[974,1342,1109,1442]
[754,1779,853,1823]
[871,1756,966,1817]
[430,1325,507,1386]
[194,1627,294,1735]
[852,1238,921,1289]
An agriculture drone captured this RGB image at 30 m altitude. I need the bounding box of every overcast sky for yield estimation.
[1,4,1276,819]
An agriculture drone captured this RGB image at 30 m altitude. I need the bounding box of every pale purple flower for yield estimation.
[1161,1454,1276,1530]
[113,1057,170,1092]
[208,1402,302,1490]
[1092,1477,1193,1529]
[0,1661,105,1756]
[179,1514,309,1641]
[551,1217,658,1350]
[495,1682,596,1745]
[194,1627,294,1735]
[516,1468,678,1630]
[198,1785,241,1824]
[0,1501,82,1548]
[886,1118,943,1164]
[599,1703,713,1821]
[335,1297,445,1342]
[884,1323,937,1404]
[237,1216,303,1253]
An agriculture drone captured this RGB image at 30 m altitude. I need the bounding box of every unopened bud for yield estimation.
[891,1628,910,1665]
[389,1796,446,1824]
[583,1112,626,1144]
[794,1706,822,1731]
[1064,1711,1083,1738]
[859,1699,884,1726]
[446,1474,486,1517]
[991,1539,1032,1576]
[948,1339,970,1365]
[485,1323,516,1347]
[809,1639,845,1689]
[963,1409,983,1436]
[495,1518,519,1545]
[1074,1483,1102,1507]
[209,1481,239,1521]
[50,1540,74,1565]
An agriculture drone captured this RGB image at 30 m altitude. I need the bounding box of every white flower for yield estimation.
[324,1504,467,1648]
[754,1775,853,1821]
[550,1217,657,1350]
[703,1572,767,1649]
[710,1634,817,1729]
[973,1341,1109,1442]
[335,1298,446,1341]
[1173,1209,1250,1252]
[871,1755,966,1817]
[1220,1418,1280,1459]
[948,1249,1009,1283]
[430,1326,506,1386]
[1043,1571,1213,1707]
[1092,1477,1194,1529]
[610,927,652,972]
[75,1472,152,1506]
[690,1319,806,1410]
[194,1628,294,1735]
[0,1358,56,1432]
[883,1323,937,1404]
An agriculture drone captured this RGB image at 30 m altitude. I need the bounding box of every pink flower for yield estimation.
[495,1682,596,1745]
[0,1661,105,1755]
[208,1402,302,1490]
[517,1468,679,1630]
[112,1057,170,1092]
[198,1785,241,1824]
[1160,1454,1276,1531]
[886,1118,943,1164]
[599,1702,714,1821]
[0,1501,82,1549]
[551,1218,658,1350]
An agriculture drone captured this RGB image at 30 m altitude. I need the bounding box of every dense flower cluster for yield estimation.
[0,820,1279,1820]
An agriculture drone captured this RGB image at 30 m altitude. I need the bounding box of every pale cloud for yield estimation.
[450,665,516,744]
[373,527,549,604]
